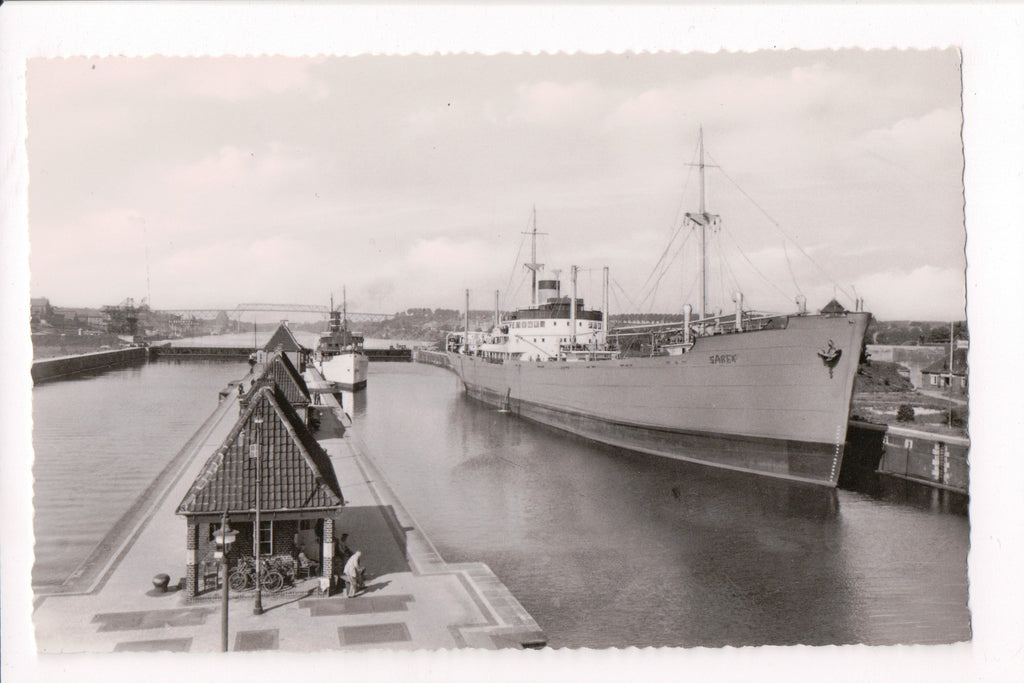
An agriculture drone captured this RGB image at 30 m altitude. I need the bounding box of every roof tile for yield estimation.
[177,384,343,516]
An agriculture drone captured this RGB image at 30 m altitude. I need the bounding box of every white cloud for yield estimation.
[856,265,966,320]
[26,52,966,321]
[507,81,610,126]
[166,57,330,101]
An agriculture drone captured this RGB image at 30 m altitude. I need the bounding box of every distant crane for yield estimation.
[102,297,141,337]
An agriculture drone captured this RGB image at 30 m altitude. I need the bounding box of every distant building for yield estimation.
[30,297,52,320]
[214,310,233,334]
[920,348,968,395]
[169,316,202,338]
[261,322,309,370]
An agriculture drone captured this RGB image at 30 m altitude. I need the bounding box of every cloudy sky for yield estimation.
[27,50,964,320]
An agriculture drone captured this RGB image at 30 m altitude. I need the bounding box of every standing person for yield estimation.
[343,551,362,598]
[335,533,352,564]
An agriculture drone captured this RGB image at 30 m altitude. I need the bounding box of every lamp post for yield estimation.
[252,416,264,615]
[213,512,237,652]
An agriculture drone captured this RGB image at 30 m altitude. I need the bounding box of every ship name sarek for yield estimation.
[709,354,738,365]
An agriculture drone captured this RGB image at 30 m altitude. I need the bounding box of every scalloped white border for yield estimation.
[2,3,1022,682]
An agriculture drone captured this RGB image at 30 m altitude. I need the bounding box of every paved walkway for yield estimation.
[32,370,545,653]
[916,387,969,406]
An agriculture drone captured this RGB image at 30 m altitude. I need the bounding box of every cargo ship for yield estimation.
[317,291,369,391]
[446,132,870,487]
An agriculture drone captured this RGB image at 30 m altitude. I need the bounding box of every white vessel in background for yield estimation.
[317,291,369,391]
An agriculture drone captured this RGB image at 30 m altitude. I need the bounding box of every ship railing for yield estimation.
[559,348,620,362]
[609,312,785,357]
[557,340,620,361]
[612,310,778,333]
[611,310,782,342]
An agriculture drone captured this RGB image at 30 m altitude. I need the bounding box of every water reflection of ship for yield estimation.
[454,383,843,522]
[337,387,368,419]
[660,451,841,521]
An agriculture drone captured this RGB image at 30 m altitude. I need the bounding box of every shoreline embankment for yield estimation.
[31,347,149,384]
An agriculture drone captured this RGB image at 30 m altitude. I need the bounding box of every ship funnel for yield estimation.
[538,279,560,304]
[734,292,743,332]
[683,304,692,344]
[796,295,807,315]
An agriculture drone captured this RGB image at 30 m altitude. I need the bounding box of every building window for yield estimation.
[259,520,273,556]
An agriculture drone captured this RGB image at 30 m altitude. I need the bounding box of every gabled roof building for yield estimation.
[177,383,344,598]
[921,348,968,395]
[241,350,312,425]
[261,322,309,371]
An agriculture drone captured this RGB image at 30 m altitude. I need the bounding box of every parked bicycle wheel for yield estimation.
[262,570,284,592]
[228,570,251,591]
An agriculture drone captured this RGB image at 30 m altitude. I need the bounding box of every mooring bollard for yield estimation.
[152,573,170,593]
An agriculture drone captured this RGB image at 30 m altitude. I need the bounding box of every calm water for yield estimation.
[31,360,970,647]
[354,364,970,648]
[31,359,248,588]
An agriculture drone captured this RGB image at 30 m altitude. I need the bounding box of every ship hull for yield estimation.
[449,312,869,487]
[320,351,369,391]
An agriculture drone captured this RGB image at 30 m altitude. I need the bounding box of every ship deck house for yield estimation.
[176,383,344,599]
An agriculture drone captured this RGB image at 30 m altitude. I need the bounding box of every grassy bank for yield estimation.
[852,360,968,438]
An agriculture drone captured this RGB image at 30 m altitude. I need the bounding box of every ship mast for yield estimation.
[684,127,720,324]
[523,206,546,307]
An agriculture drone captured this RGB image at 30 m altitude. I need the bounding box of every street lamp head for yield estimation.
[213,518,238,558]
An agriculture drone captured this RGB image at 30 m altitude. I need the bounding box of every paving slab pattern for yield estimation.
[339,622,412,646]
[234,629,280,651]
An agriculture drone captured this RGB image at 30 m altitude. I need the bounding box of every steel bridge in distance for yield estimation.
[155,303,394,323]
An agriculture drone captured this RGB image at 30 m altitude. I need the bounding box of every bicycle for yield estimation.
[228,556,285,592]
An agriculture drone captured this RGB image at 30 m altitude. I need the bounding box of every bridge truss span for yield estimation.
[155,303,394,322]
